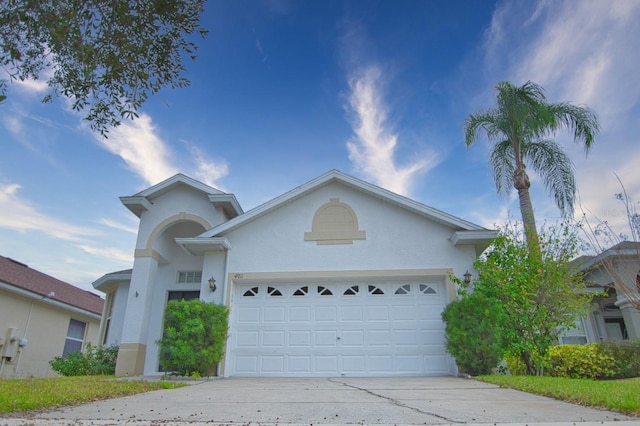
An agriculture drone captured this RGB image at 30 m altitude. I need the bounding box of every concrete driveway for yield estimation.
[2,376,638,426]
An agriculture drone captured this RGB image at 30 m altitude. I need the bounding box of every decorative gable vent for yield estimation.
[304,198,366,245]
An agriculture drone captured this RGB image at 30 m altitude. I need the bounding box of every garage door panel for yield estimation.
[263,330,285,347]
[316,356,338,372]
[366,306,389,320]
[340,305,363,321]
[315,330,338,346]
[262,356,285,373]
[390,305,416,320]
[289,306,311,321]
[315,306,338,321]
[343,355,366,372]
[342,329,365,346]
[289,356,311,372]
[235,356,258,374]
[236,330,260,347]
[397,355,421,372]
[263,306,286,322]
[394,329,420,346]
[289,330,311,347]
[237,307,260,323]
[368,329,391,346]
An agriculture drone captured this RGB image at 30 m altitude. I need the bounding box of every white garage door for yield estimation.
[227,280,450,377]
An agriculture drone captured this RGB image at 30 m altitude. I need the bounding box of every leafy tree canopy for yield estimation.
[0,0,207,136]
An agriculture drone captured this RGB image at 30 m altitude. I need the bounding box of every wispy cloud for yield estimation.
[345,66,439,196]
[78,245,133,263]
[94,114,178,186]
[0,183,99,241]
[182,142,229,190]
[98,218,138,235]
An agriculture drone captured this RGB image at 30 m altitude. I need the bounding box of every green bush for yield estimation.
[503,353,527,375]
[598,340,640,379]
[49,343,119,376]
[157,299,228,376]
[441,293,505,375]
[546,344,616,379]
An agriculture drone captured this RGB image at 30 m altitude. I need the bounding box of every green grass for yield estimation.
[479,375,640,416]
[0,376,185,414]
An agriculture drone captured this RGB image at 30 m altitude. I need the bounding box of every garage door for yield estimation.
[227,280,449,377]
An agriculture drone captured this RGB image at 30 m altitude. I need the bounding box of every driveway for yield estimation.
[2,376,638,425]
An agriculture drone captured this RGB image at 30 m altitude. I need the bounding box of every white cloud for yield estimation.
[78,245,133,263]
[182,142,229,190]
[95,114,178,186]
[0,183,99,241]
[98,218,138,235]
[345,66,439,196]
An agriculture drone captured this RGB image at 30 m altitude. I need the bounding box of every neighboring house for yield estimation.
[568,242,640,344]
[94,170,496,378]
[0,256,104,378]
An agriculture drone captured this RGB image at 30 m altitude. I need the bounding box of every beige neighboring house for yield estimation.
[0,255,104,378]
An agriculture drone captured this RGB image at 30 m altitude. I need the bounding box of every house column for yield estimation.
[115,252,159,376]
[616,298,640,340]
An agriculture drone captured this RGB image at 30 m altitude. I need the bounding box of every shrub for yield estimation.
[546,344,615,379]
[49,343,119,376]
[599,340,640,379]
[157,299,228,376]
[441,293,505,375]
[503,353,527,376]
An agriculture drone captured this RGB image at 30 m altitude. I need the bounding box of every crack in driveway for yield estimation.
[328,378,464,424]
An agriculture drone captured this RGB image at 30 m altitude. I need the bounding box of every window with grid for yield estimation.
[177,271,202,284]
[62,319,86,357]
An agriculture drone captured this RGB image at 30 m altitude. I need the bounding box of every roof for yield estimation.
[92,268,133,292]
[0,255,104,315]
[200,169,494,237]
[120,173,243,218]
[572,241,640,272]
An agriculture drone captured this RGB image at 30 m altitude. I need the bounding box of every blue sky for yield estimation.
[2,0,640,294]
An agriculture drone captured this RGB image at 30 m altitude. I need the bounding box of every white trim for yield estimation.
[201,170,491,238]
[175,237,232,256]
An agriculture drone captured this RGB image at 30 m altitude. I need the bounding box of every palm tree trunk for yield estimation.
[514,166,539,250]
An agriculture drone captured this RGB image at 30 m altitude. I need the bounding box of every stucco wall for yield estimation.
[222,182,477,279]
[0,289,100,378]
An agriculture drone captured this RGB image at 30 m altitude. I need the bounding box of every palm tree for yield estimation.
[464,81,599,248]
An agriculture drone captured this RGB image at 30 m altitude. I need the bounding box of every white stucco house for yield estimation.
[94,170,497,377]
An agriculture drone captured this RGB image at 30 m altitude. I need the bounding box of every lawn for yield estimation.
[479,375,640,416]
[0,376,185,414]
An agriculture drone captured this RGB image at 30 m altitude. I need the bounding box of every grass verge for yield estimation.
[479,375,640,416]
[0,376,185,414]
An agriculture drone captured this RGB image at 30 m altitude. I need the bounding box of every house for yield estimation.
[0,256,104,378]
[568,242,640,343]
[94,170,497,377]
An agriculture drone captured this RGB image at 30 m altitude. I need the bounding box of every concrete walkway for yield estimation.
[1,376,639,426]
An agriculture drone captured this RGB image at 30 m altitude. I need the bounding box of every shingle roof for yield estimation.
[0,255,104,315]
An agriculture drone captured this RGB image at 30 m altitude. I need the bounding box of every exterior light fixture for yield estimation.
[208,277,217,292]
[463,271,472,284]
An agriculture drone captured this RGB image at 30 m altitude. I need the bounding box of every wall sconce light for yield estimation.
[463,271,472,284]
[208,277,217,292]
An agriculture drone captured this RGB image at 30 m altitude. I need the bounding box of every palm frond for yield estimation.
[523,139,576,217]
[489,139,515,197]
[546,102,600,152]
